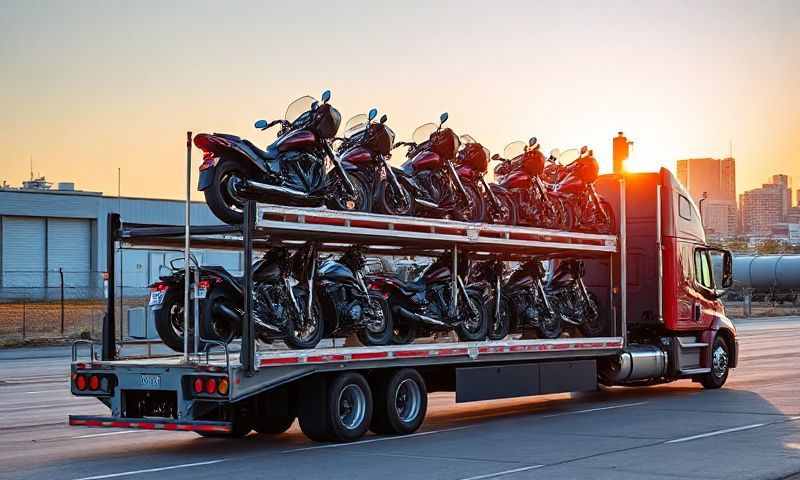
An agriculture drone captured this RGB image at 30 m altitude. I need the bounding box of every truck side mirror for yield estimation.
[721,250,733,288]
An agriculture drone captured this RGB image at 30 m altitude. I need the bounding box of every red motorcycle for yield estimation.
[456,135,515,224]
[544,147,614,234]
[492,138,569,229]
[376,113,483,222]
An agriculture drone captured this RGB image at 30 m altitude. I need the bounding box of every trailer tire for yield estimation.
[700,335,730,389]
[298,376,333,442]
[327,373,373,442]
[254,387,296,435]
[370,369,427,435]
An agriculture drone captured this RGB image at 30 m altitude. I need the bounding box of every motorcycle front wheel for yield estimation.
[455,290,489,341]
[487,294,511,340]
[326,170,372,213]
[356,293,394,346]
[535,300,562,339]
[285,287,325,349]
[204,160,251,225]
[578,291,604,337]
[491,191,517,226]
[375,180,414,217]
[454,183,485,223]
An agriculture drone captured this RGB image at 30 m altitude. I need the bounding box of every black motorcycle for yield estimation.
[317,247,394,346]
[469,256,561,340]
[324,108,414,215]
[545,259,604,336]
[194,90,357,224]
[371,250,488,344]
[150,246,325,351]
[377,113,482,222]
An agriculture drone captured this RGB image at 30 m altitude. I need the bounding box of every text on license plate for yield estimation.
[191,287,207,299]
[149,291,166,307]
[139,374,161,387]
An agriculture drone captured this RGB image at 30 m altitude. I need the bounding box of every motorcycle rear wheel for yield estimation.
[455,290,489,341]
[491,191,517,225]
[204,160,251,225]
[357,294,394,346]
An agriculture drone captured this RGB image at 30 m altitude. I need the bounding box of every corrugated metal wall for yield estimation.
[1,216,46,288]
[46,218,92,287]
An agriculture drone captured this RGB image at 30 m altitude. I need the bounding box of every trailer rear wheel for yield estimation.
[254,387,296,435]
[298,373,373,442]
[700,336,730,389]
[197,406,252,438]
[370,369,427,435]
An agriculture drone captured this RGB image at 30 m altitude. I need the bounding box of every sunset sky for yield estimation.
[2,0,798,201]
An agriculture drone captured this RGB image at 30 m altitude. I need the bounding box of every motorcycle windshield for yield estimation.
[460,134,478,145]
[343,114,369,139]
[557,148,581,165]
[284,96,318,123]
[503,141,525,160]
[412,123,437,145]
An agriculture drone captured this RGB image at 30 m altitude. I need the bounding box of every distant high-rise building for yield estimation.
[612,131,630,173]
[739,176,792,235]
[676,157,737,235]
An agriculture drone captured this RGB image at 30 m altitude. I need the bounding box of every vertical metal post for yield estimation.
[59,267,65,336]
[618,176,627,347]
[608,252,615,337]
[193,267,200,356]
[656,184,664,323]
[102,213,120,361]
[451,246,458,315]
[183,131,192,363]
[242,200,256,375]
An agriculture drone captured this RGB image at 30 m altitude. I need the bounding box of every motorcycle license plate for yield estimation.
[191,287,207,300]
[149,291,166,308]
[139,374,161,388]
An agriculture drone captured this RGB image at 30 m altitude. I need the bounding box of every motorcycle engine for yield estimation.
[513,294,538,323]
[346,302,363,323]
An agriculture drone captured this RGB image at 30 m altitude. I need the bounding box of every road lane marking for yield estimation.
[282,426,471,453]
[72,430,144,439]
[542,401,648,418]
[457,465,544,480]
[23,389,68,394]
[665,423,765,444]
[71,459,225,480]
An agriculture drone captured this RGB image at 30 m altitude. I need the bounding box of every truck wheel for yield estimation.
[371,369,427,435]
[327,373,373,442]
[700,336,731,389]
[253,387,295,435]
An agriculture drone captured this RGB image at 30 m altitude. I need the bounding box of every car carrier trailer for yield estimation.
[68,168,738,442]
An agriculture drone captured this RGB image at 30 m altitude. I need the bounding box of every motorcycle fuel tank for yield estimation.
[409,150,443,173]
[456,164,481,182]
[499,171,533,190]
[341,146,373,165]
[276,130,316,152]
[318,260,358,286]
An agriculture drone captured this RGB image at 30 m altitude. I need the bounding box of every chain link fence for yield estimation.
[0,270,148,343]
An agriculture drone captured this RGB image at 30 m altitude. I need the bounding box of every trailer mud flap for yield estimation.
[455,360,597,403]
[198,168,215,191]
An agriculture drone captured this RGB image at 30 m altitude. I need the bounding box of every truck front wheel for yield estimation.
[700,336,730,389]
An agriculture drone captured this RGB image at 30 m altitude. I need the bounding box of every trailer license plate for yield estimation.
[139,374,161,388]
[149,291,166,307]
[191,287,207,300]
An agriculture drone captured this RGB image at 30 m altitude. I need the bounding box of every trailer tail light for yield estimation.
[187,375,229,399]
[150,282,170,293]
[72,372,115,396]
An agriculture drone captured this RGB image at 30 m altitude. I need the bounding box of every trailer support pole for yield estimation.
[242,200,256,375]
[102,213,120,361]
[618,176,627,347]
[451,246,458,315]
[183,132,192,363]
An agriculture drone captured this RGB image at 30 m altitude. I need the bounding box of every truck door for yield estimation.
[691,247,717,328]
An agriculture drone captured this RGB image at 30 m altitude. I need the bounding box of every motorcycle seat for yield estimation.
[242,139,278,161]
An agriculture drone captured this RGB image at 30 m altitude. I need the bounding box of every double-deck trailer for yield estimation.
[68,168,738,442]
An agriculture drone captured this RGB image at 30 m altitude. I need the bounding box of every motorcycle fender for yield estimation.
[198,167,215,191]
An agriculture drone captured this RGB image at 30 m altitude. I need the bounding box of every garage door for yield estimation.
[47,218,92,288]
[1,216,46,288]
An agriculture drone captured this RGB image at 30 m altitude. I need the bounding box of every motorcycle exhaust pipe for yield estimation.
[414,197,440,210]
[213,303,242,325]
[396,306,448,327]
[236,179,322,205]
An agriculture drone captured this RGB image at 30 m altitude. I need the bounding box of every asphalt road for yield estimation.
[1,317,799,480]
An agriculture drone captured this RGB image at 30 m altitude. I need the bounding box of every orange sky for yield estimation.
[1,1,799,201]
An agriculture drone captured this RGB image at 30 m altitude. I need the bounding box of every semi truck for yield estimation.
[68,168,736,442]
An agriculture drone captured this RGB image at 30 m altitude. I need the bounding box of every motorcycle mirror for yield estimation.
[580,145,588,155]
[254,119,268,130]
[311,100,319,111]
[321,90,331,103]
[379,114,388,124]
[491,153,500,160]
[528,136,537,147]
[368,108,378,122]
[439,112,449,125]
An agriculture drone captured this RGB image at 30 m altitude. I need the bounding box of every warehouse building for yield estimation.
[0,182,242,300]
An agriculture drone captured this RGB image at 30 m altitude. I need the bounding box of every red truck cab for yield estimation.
[591,168,736,388]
